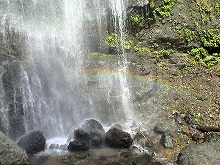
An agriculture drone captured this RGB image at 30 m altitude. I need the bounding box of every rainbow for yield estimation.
[84,67,191,96]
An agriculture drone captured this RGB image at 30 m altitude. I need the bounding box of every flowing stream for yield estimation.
[0,0,139,140]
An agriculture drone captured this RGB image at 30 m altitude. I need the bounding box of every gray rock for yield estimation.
[74,128,91,144]
[134,153,152,165]
[68,119,105,147]
[48,144,59,150]
[105,128,133,148]
[160,133,173,148]
[204,132,220,143]
[67,140,90,151]
[184,112,196,125]
[154,119,177,135]
[80,119,105,136]
[111,124,123,130]
[0,130,30,165]
[90,131,103,147]
[17,130,46,155]
[60,144,67,150]
[178,140,220,165]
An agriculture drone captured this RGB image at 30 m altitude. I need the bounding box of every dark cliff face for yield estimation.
[0,17,27,139]
[2,62,26,140]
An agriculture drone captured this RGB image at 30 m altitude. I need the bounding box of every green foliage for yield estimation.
[105,33,118,48]
[129,13,145,29]
[174,1,220,68]
[199,29,220,48]
[150,2,155,8]
[135,101,142,108]
[212,53,220,57]
[181,28,195,44]
[155,49,174,58]
[153,0,176,20]
[133,46,151,55]
[190,47,208,60]
[105,33,133,50]
[190,47,219,68]
[124,40,133,49]
[194,113,203,124]
[214,3,220,17]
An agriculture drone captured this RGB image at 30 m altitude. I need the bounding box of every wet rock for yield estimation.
[68,119,105,147]
[160,133,173,148]
[80,119,105,136]
[48,143,67,150]
[17,130,46,155]
[0,130,30,165]
[67,140,90,151]
[178,140,220,165]
[105,128,133,148]
[111,124,123,130]
[60,144,67,150]
[62,152,91,164]
[133,153,152,165]
[29,154,50,165]
[90,131,103,146]
[74,128,91,144]
[48,144,59,150]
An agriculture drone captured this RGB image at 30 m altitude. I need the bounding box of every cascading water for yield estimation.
[109,0,134,122]
[0,0,136,140]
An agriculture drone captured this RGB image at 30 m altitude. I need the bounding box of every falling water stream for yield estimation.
[0,0,140,140]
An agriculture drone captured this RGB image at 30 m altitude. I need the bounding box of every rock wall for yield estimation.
[0,15,26,139]
[2,62,26,140]
[0,130,30,165]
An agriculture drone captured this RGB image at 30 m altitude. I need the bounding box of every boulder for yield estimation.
[90,131,103,146]
[80,119,105,136]
[74,128,91,144]
[178,140,220,165]
[68,119,105,147]
[0,131,30,165]
[111,124,123,130]
[105,128,133,148]
[17,130,46,155]
[67,140,90,152]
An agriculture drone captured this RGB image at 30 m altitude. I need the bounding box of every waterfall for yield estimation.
[109,0,134,122]
[0,0,134,139]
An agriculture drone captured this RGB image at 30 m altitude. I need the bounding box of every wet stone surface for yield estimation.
[30,147,165,165]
